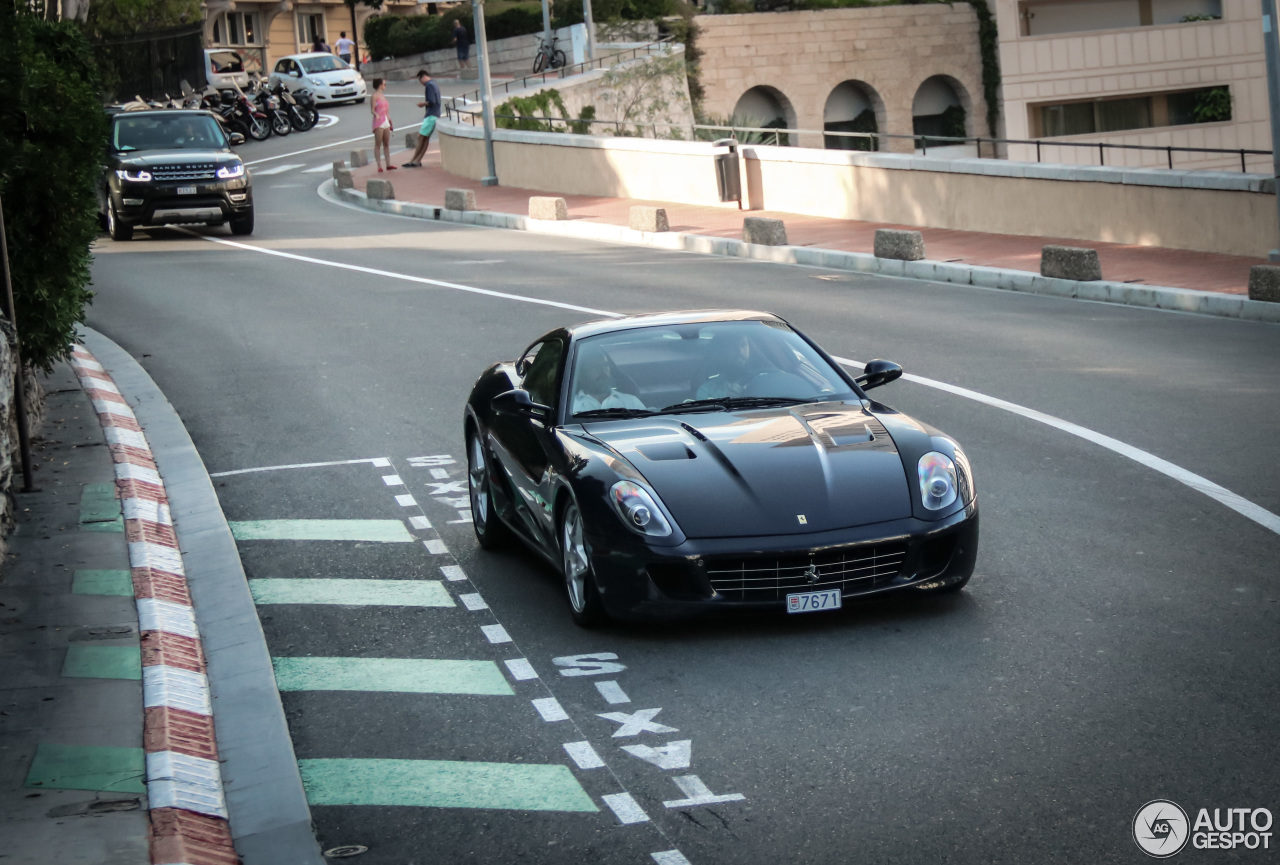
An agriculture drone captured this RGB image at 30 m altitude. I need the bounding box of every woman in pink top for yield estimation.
[370,79,395,172]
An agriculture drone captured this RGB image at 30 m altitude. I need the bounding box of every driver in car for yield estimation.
[572,346,646,414]
[697,331,766,399]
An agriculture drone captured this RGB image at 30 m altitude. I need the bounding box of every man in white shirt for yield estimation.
[335,32,356,65]
[571,347,647,415]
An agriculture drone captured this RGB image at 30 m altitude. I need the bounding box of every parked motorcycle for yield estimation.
[276,81,319,132]
[200,89,248,140]
[248,74,291,136]
[222,84,270,141]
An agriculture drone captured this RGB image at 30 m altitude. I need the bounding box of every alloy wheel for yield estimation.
[562,504,590,613]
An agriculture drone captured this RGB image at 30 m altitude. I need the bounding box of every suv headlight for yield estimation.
[918,452,958,511]
[216,162,245,179]
[609,480,672,537]
[116,168,152,182]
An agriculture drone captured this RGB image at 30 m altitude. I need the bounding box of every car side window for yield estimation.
[274,60,287,73]
[522,339,564,409]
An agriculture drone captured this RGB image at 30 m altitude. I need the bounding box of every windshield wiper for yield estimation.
[574,407,656,419]
[657,396,814,414]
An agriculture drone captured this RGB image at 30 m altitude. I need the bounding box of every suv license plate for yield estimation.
[786,588,841,614]
[177,186,196,195]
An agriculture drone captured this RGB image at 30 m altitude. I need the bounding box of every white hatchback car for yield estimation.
[268,53,367,105]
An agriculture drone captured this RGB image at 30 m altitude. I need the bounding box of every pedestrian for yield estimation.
[452,19,470,71]
[402,69,441,168]
[310,34,331,54]
[370,78,396,173]
[335,31,355,65]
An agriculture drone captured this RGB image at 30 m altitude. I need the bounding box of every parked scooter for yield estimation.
[276,81,319,132]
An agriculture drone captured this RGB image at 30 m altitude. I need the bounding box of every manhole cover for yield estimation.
[324,846,369,859]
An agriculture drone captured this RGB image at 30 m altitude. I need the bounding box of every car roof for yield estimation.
[567,310,782,341]
[281,52,344,61]
[110,109,217,120]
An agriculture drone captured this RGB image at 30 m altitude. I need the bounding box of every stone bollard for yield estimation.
[445,188,477,211]
[349,149,369,168]
[405,131,420,150]
[874,228,925,261]
[629,206,669,233]
[331,160,347,180]
[366,178,395,201]
[742,216,787,246]
[1249,265,1280,302]
[529,197,568,220]
[334,167,354,190]
[1041,245,1102,281]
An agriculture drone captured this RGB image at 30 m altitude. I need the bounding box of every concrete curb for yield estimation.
[326,180,1280,325]
[78,329,324,865]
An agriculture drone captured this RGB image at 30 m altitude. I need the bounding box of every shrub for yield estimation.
[0,2,107,372]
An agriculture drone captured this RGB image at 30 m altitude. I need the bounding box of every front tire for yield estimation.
[270,111,292,135]
[561,501,607,627]
[229,208,254,236]
[468,430,511,549]
[248,115,270,141]
[107,199,132,241]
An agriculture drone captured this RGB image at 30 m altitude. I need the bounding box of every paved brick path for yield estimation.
[351,145,1265,295]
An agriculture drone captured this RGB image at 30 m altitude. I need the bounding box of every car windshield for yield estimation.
[566,320,858,419]
[300,56,348,73]
[112,114,225,151]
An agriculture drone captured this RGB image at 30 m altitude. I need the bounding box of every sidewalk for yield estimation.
[347,148,1266,297]
[0,361,149,864]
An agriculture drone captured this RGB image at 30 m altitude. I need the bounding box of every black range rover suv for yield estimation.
[99,109,253,241]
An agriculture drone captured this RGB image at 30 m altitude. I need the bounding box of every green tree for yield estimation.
[83,0,199,37]
[0,0,107,371]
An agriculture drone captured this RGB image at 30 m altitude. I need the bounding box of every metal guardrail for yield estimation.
[444,108,1272,173]
[444,36,674,120]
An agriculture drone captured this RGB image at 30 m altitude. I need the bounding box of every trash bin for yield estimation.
[712,138,741,206]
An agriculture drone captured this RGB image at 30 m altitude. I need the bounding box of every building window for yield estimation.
[1037,87,1230,137]
[297,13,326,46]
[211,12,260,47]
[1019,0,1222,37]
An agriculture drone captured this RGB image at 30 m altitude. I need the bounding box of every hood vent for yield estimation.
[637,442,695,462]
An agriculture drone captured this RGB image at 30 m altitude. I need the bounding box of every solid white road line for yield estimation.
[251,163,304,176]
[189,229,1280,539]
[303,164,335,173]
[209,457,388,478]
[243,132,373,165]
[187,233,622,319]
[832,356,1280,538]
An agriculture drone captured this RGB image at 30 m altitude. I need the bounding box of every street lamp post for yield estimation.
[1264,0,1280,260]
[540,0,552,60]
[472,0,499,186]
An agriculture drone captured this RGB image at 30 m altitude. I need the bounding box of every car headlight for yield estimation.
[216,162,245,179]
[609,480,672,537]
[116,168,152,182]
[918,451,958,511]
[308,77,325,86]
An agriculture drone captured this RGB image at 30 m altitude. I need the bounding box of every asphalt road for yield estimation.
[84,98,1280,865]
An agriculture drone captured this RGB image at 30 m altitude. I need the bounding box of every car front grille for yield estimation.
[151,163,216,181]
[706,542,908,602]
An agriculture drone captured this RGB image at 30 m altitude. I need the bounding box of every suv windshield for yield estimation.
[300,56,348,74]
[567,320,857,419]
[113,114,226,152]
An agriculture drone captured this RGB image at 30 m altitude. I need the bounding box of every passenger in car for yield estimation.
[696,331,765,399]
[571,346,646,414]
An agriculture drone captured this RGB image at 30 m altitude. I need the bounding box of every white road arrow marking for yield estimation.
[662,775,745,808]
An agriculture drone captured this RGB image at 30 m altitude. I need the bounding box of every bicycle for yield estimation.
[532,34,567,73]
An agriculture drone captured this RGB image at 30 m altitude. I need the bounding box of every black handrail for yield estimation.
[446,110,1270,174]
[443,36,673,120]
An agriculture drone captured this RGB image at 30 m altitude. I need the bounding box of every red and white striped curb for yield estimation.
[69,345,239,865]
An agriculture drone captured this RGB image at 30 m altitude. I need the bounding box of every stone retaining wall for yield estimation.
[0,318,45,555]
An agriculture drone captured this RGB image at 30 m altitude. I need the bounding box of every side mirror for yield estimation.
[855,359,902,391]
[229,132,246,146]
[289,69,301,78]
[491,388,551,421]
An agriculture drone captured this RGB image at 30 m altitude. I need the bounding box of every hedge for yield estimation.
[0,2,107,372]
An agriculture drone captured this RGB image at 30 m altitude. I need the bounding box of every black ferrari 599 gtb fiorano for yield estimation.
[464,310,978,625]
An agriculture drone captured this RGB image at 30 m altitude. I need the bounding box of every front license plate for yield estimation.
[177,186,197,195]
[786,588,842,614]
[334,90,354,96]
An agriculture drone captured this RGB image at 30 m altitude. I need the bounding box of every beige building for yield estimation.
[202,0,425,74]
[695,4,991,153]
[996,0,1272,171]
